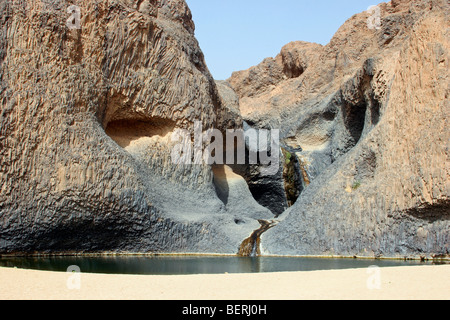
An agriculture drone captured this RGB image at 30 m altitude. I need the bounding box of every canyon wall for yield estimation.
[0,0,271,254]
[226,0,449,258]
[0,0,448,259]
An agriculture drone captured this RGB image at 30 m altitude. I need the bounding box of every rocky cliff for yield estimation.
[227,0,449,258]
[0,0,271,254]
[0,0,448,259]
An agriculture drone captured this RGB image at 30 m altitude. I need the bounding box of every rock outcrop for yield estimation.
[0,0,448,259]
[227,0,449,258]
[0,0,271,254]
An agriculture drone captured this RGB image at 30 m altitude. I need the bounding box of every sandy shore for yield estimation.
[1,265,449,300]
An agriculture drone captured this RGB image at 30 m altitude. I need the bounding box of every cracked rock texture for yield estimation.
[226,0,449,258]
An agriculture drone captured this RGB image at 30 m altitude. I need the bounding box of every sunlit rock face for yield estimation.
[226,0,449,258]
[0,0,271,254]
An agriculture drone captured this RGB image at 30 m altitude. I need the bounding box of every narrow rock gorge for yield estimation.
[0,0,448,259]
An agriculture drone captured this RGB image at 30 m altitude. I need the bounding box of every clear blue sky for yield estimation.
[186,0,383,80]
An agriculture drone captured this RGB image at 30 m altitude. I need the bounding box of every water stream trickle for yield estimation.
[238,220,278,257]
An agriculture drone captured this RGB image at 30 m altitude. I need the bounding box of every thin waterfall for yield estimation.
[238,220,278,257]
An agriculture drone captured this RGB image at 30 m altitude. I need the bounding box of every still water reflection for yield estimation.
[0,255,444,275]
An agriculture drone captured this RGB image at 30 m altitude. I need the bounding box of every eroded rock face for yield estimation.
[226,0,449,258]
[0,0,270,254]
[1,0,448,259]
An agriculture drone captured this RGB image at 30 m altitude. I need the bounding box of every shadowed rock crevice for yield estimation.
[339,66,383,153]
[231,149,288,216]
[404,200,450,223]
[341,100,367,147]
[281,148,302,207]
[281,51,304,79]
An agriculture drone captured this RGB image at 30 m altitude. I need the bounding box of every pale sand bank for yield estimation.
[0,265,449,300]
